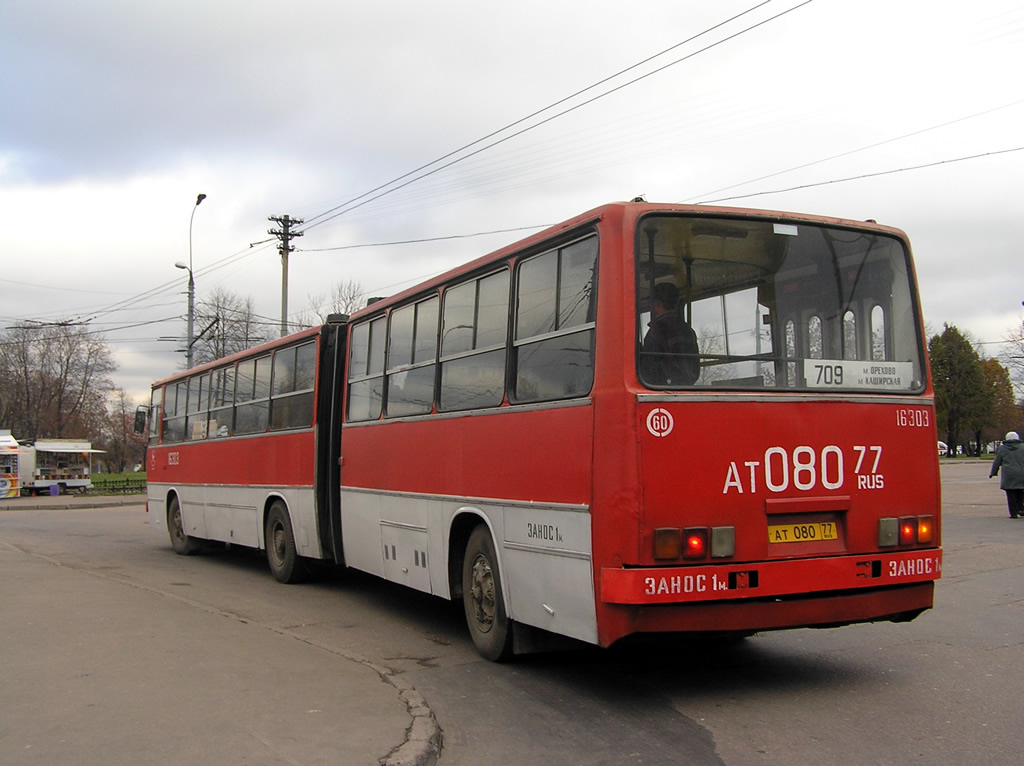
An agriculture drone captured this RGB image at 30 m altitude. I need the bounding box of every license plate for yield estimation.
[768,521,838,544]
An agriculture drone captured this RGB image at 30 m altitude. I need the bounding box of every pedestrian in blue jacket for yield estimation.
[989,431,1024,518]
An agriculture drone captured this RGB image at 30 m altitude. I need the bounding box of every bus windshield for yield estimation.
[636,214,924,392]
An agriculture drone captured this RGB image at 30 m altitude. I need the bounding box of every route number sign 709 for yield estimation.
[813,364,843,386]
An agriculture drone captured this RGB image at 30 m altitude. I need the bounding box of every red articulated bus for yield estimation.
[144,201,941,660]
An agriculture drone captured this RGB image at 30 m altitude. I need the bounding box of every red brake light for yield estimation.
[683,527,708,559]
[899,516,917,545]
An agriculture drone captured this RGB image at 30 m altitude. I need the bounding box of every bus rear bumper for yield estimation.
[598,581,935,647]
[601,548,941,605]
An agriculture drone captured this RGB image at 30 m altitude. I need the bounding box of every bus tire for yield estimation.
[265,501,308,584]
[167,496,199,555]
[462,525,513,662]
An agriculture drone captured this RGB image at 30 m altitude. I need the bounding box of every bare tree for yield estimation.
[190,287,272,366]
[0,323,116,441]
[303,279,367,325]
[693,327,727,385]
[999,319,1024,399]
[97,388,147,472]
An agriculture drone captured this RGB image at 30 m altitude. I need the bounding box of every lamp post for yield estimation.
[174,261,195,368]
[176,193,206,369]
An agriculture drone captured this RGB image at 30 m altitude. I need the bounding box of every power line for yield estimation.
[1,3,808,335]
[685,98,1024,203]
[299,140,1024,258]
[300,224,552,252]
[7,138,1015,335]
[694,146,1024,205]
[0,278,139,295]
[298,1,776,231]
[297,1,813,235]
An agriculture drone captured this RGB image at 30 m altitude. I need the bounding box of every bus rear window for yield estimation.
[636,216,924,393]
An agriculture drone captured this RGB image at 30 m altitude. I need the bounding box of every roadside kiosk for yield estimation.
[18,439,102,495]
[0,430,19,498]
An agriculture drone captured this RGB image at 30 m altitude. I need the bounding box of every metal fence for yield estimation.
[89,476,147,494]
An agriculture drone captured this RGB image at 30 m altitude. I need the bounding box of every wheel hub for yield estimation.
[271,523,286,563]
[469,554,496,633]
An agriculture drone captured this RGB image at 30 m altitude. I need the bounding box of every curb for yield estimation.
[0,498,145,512]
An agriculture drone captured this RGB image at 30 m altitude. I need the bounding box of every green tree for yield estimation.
[929,325,986,455]
[972,359,1020,453]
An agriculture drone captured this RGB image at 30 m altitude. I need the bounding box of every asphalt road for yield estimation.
[1,460,1019,766]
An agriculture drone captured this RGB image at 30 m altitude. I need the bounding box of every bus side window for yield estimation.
[386,297,438,418]
[185,372,211,441]
[148,387,163,443]
[348,317,386,421]
[236,356,271,435]
[209,365,235,438]
[161,382,186,443]
[438,271,509,412]
[271,341,316,430]
[513,235,597,403]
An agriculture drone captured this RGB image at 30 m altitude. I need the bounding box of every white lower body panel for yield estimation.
[341,486,597,644]
[147,483,319,557]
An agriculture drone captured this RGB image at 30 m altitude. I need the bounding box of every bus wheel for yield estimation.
[462,525,513,661]
[167,496,199,555]
[265,501,307,584]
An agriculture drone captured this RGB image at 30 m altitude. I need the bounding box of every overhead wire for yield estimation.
[10,3,1024,373]
[301,225,551,253]
[21,0,1015,348]
[684,98,1024,203]
[4,1,810,337]
[2,1,798,339]
[296,1,814,234]
[297,0,781,232]
[693,146,1024,205]
[17,101,1016,338]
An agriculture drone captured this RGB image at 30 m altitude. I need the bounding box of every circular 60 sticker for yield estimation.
[646,408,674,437]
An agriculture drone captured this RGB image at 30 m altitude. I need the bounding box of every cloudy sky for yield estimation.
[3,0,1022,402]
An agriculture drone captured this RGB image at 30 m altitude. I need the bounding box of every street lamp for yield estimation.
[176,193,206,369]
[174,261,195,368]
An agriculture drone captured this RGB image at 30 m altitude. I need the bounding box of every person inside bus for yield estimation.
[640,281,700,386]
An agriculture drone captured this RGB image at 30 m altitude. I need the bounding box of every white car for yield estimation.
[937,441,948,456]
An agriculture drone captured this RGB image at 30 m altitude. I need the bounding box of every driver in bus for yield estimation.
[640,281,700,386]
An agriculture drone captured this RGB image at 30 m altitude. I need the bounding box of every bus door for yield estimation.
[315,318,349,564]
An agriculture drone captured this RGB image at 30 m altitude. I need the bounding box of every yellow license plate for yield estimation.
[768,521,838,544]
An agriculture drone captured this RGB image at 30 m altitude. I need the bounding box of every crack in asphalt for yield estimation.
[1,539,443,766]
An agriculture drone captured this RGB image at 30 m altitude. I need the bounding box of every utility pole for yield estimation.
[268,214,303,337]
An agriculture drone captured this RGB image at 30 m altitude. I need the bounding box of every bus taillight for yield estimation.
[899,517,917,545]
[653,528,681,560]
[683,528,708,559]
[879,515,935,547]
[653,526,735,561]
